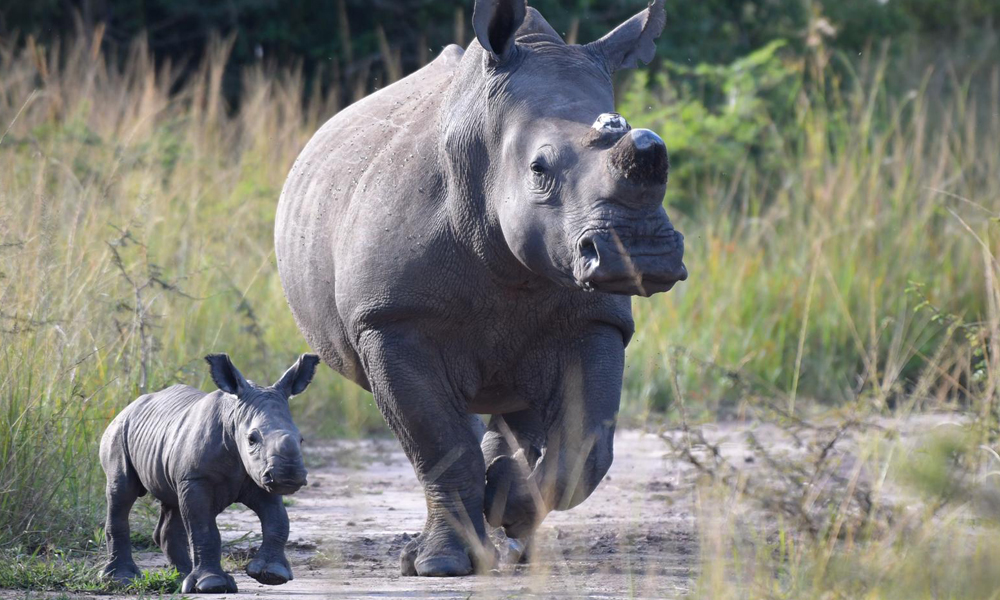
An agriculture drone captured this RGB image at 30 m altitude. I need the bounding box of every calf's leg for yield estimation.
[242,489,293,584]
[156,505,192,576]
[99,440,143,583]
[177,482,237,594]
[101,474,143,582]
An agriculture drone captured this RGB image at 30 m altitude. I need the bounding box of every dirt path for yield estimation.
[134,430,698,599]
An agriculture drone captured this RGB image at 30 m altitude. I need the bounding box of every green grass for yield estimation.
[0,551,181,594]
[0,21,999,599]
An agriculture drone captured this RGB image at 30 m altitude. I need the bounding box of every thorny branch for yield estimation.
[661,346,893,542]
[106,224,194,392]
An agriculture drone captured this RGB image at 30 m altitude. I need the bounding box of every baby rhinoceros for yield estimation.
[99,353,319,594]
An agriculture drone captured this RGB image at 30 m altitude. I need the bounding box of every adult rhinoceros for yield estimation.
[276,0,685,577]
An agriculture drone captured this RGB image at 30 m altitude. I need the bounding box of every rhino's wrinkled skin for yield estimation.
[276,0,684,576]
[99,354,319,593]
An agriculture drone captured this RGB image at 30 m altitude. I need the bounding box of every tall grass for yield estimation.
[621,34,1000,418]
[0,30,379,549]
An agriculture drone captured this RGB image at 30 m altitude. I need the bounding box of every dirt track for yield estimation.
[163,430,699,599]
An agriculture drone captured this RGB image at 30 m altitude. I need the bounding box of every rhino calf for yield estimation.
[99,353,319,594]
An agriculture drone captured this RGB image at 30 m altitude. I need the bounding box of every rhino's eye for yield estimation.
[527,148,557,200]
[247,431,262,447]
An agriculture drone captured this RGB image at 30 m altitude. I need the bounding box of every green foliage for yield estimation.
[620,39,800,214]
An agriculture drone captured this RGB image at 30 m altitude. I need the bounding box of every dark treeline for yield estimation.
[1,0,996,103]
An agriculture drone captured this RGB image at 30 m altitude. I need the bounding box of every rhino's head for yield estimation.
[445,0,685,296]
[205,353,319,495]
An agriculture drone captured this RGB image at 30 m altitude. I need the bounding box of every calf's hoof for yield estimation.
[101,561,141,584]
[400,531,498,577]
[181,570,238,594]
[247,557,293,585]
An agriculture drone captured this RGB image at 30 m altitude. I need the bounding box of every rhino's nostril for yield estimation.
[579,238,599,268]
[261,469,274,485]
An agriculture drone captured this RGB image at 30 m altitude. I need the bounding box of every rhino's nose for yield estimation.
[607,128,669,192]
[575,228,686,296]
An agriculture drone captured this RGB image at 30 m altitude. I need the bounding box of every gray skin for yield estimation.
[99,354,319,593]
[275,0,684,577]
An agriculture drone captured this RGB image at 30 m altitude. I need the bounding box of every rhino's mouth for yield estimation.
[260,464,308,495]
[572,228,686,297]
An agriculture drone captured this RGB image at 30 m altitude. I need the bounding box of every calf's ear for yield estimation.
[473,0,527,62]
[274,354,320,398]
[586,0,666,73]
[205,354,249,396]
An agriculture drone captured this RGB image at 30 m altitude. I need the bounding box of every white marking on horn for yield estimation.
[592,112,630,134]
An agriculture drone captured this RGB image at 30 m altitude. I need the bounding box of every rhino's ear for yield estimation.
[473,0,527,62]
[274,354,320,398]
[586,0,666,73]
[205,354,249,397]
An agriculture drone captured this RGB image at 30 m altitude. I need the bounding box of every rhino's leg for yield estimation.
[482,410,544,562]
[241,488,293,585]
[486,325,622,550]
[100,451,143,583]
[359,328,496,577]
[156,505,192,576]
[482,410,543,468]
[177,482,238,594]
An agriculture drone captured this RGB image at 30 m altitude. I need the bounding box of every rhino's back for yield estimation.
[276,45,464,388]
[106,385,223,502]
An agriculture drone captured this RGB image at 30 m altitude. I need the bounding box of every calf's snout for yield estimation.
[261,434,308,494]
[262,462,308,494]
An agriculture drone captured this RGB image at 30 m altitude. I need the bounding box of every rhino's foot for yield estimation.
[400,530,498,577]
[494,530,534,565]
[247,556,293,585]
[180,569,238,594]
[101,561,141,584]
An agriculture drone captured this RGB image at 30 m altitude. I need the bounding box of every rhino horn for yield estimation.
[607,128,669,189]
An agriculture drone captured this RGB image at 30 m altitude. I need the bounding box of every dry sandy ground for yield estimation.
[156,429,696,599]
[3,417,954,599]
